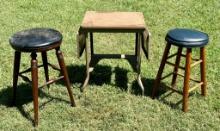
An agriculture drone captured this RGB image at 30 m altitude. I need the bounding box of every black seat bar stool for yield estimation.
[9,28,76,126]
[152,28,209,112]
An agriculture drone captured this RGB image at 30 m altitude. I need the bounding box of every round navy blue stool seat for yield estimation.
[9,28,62,52]
[165,28,209,48]
[9,28,76,126]
[152,28,209,112]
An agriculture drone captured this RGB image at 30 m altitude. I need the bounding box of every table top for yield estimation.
[80,11,146,32]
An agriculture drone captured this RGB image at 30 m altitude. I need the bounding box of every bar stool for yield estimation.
[9,28,76,126]
[152,28,209,112]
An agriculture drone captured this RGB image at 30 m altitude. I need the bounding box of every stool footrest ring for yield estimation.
[164,85,183,95]
[19,63,61,75]
[189,82,203,93]
[166,61,185,70]
[39,76,64,89]
[175,72,200,83]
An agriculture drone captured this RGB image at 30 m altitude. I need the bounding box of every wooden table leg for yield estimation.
[31,52,38,126]
[81,32,91,92]
[183,48,192,112]
[136,33,144,95]
[12,51,21,105]
[56,47,76,107]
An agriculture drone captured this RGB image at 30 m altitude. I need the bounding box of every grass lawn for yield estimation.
[0,0,220,130]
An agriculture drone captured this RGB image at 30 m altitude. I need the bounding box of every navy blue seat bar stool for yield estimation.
[9,28,76,126]
[152,28,209,112]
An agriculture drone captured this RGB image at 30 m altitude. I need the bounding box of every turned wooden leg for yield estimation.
[56,47,76,107]
[152,43,171,98]
[200,47,207,96]
[41,52,49,87]
[12,51,21,105]
[171,47,182,87]
[183,48,192,112]
[31,52,38,126]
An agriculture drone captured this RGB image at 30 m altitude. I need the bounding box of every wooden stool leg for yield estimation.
[12,51,21,105]
[31,52,38,126]
[183,48,192,112]
[171,47,182,87]
[200,47,207,96]
[56,47,76,107]
[152,43,171,98]
[42,52,49,87]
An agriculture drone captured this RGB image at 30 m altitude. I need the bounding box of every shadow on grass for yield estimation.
[57,64,112,87]
[62,64,137,92]
[114,66,129,91]
[150,83,184,110]
[58,65,182,109]
[158,90,183,110]
[61,64,160,97]
[131,78,155,96]
[0,84,34,123]
[0,83,71,126]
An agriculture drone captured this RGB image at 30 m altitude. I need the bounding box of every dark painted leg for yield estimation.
[56,47,76,107]
[182,48,192,112]
[135,33,138,57]
[90,32,94,55]
[171,47,182,87]
[200,47,207,96]
[12,51,21,105]
[31,52,38,126]
[41,52,49,88]
[152,43,171,98]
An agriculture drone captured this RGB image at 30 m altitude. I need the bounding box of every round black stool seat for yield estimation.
[9,28,62,52]
[165,28,209,48]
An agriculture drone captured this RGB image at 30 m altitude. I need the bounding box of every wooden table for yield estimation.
[78,11,150,95]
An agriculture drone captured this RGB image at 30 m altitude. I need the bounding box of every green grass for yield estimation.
[0,0,220,130]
